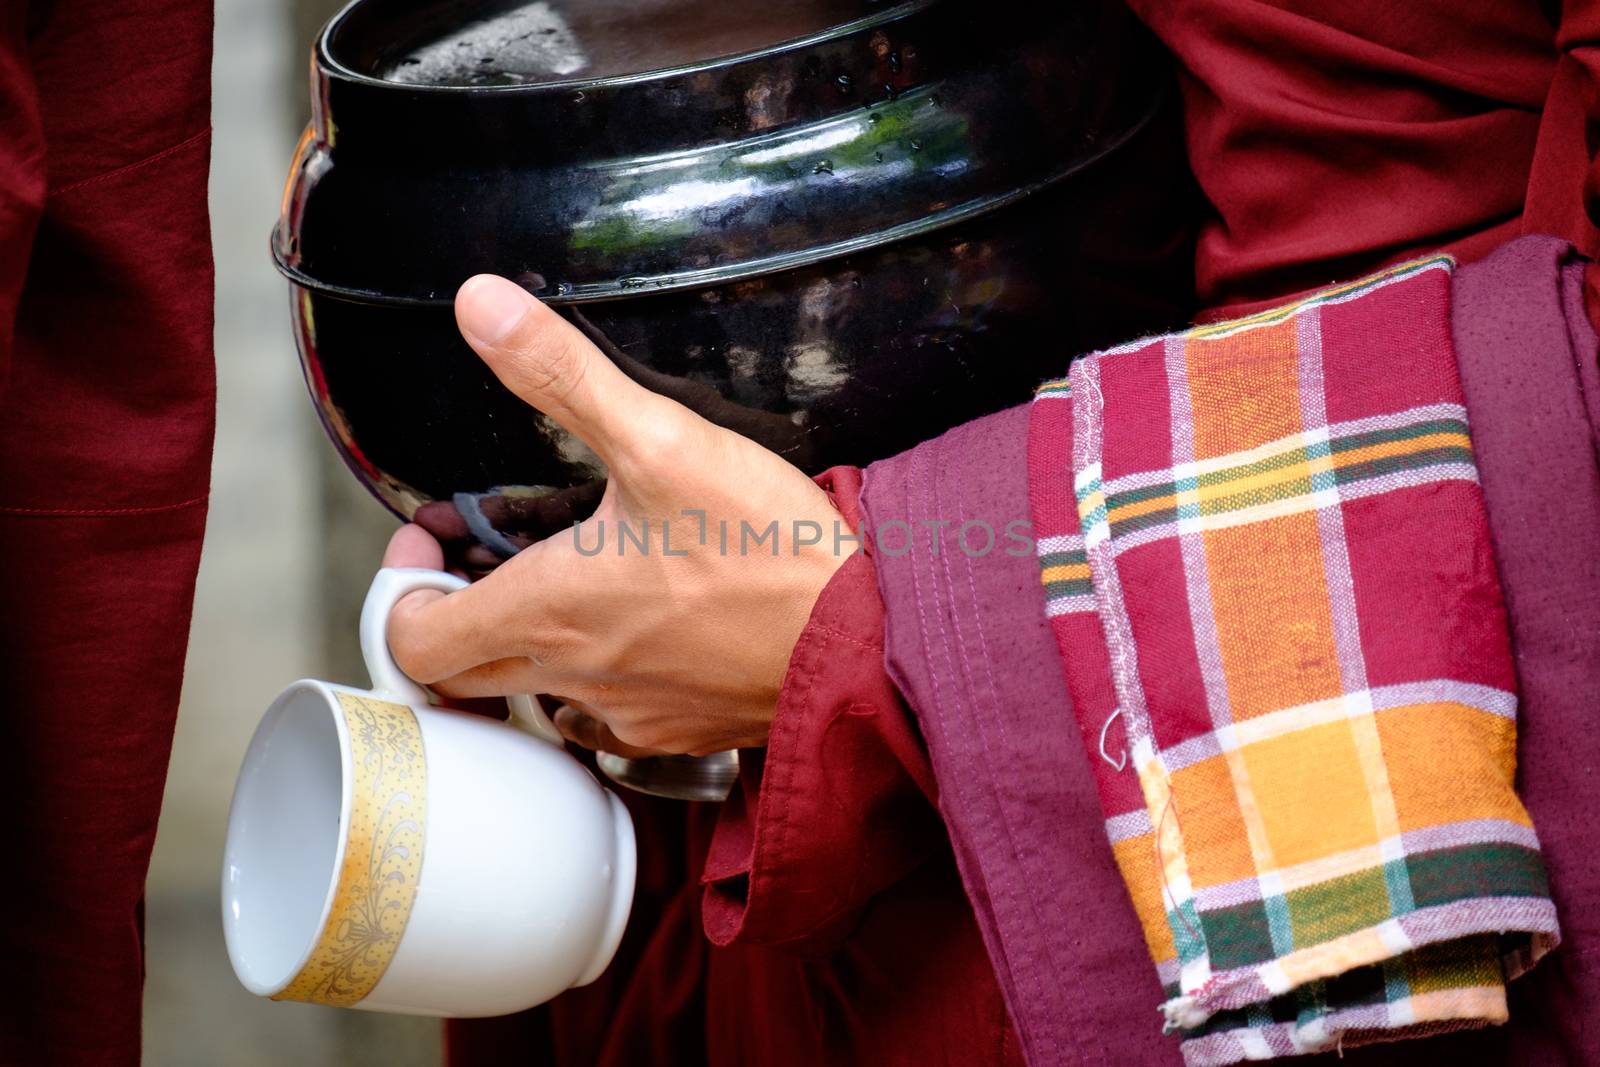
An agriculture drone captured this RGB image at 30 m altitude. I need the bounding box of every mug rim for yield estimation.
[221,678,355,998]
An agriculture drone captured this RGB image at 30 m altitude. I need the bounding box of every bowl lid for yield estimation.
[274,0,1168,305]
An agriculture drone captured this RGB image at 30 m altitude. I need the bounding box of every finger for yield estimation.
[390,520,598,688]
[434,695,519,718]
[552,704,663,759]
[381,523,445,569]
[422,654,553,700]
[454,275,683,467]
[381,527,451,634]
[385,573,525,685]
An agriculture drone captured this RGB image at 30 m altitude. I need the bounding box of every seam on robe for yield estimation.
[924,428,1082,1067]
[0,492,209,517]
[47,127,210,199]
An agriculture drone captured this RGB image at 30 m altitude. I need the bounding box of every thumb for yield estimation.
[381,523,445,570]
[455,274,665,466]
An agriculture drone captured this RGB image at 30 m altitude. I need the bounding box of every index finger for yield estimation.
[385,572,517,686]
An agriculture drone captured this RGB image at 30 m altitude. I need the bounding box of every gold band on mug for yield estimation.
[275,693,427,1007]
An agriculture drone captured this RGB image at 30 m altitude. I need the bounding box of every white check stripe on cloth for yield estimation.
[1105,808,1155,843]
[1097,402,1470,497]
[1098,463,1481,559]
[1044,594,1097,617]
[1157,680,1517,773]
[1034,532,1084,555]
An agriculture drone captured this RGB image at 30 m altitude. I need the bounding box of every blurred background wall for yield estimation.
[141,0,435,1061]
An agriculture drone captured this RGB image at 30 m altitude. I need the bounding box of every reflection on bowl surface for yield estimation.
[371,0,878,87]
[280,0,1198,571]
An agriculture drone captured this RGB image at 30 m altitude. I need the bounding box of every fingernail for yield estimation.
[457,275,532,344]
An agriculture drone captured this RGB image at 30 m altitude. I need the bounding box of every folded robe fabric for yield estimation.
[1027,257,1560,1063]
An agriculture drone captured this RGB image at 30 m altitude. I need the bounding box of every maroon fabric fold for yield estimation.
[0,2,214,1062]
[1124,0,1600,318]
[1448,234,1600,1064]
[860,405,1172,1067]
[700,466,946,956]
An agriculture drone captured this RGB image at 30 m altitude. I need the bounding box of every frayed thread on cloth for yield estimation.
[1163,995,1210,1033]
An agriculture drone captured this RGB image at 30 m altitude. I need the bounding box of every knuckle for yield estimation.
[616,406,694,473]
[607,717,661,752]
[511,617,576,675]
[605,717,642,747]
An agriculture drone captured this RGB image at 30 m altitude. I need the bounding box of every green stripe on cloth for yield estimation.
[1407,843,1550,908]
[1105,444,1474,537]
[1044,578,1094,599]
[1104,418,1470,510]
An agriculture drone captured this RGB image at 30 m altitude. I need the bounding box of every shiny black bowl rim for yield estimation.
[318,0,933,95]
[270,88,1163,309]
[278,0,1165,307]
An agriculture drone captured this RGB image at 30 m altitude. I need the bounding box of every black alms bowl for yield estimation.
[274,0,1196,569]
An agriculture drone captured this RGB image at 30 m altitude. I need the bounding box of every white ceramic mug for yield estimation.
[221,568,635,1017]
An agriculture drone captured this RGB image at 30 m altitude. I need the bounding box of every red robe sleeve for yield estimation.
[1533,1,1600,321]
[700,466,945,957]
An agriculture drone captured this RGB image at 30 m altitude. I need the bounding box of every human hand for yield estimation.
[408,305,822,578]
[383,275,851,756]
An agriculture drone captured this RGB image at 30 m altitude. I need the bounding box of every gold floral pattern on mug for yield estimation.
[275,693,426,1007]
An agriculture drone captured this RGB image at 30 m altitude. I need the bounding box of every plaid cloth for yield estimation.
[1026,256,1559,1065]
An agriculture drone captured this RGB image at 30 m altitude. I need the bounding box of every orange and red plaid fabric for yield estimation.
[1027,257,1558,1064]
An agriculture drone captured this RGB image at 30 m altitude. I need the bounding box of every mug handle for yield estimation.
[360,567,565,748]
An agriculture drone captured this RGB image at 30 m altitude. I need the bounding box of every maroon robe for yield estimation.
[0,1,214,1062]
[1124,0,1600,317]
